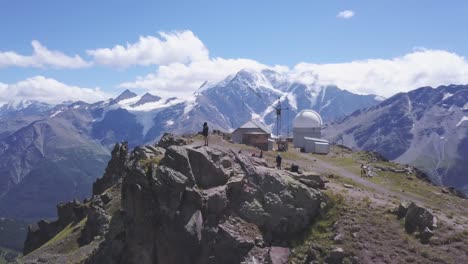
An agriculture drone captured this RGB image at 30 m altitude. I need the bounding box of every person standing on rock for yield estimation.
[276,153,282,169]
[202,122,209,146]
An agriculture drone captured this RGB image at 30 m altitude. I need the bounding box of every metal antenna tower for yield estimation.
[273,97,289,140]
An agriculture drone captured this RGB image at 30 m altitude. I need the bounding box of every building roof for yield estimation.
[293,109,323,128]
[304,137,329,143]
[238,119,272,134]
[244,132,269,135]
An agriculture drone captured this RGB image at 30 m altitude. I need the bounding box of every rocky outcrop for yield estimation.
[79,200,111,245]
[157,133,192,149]
[93,142,129,195]
[87,144,325,264]
[291,172,327,189]
[23,199,87,255]
[22,141,131,256]
[394,201,437,243]
[404,203,437,234]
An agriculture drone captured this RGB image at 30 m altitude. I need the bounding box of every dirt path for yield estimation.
[310,155,422,202]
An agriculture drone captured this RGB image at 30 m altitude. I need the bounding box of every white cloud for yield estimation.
[0,76,111,105]
[119,57,288,98]
[337,10,355,19]
[2,31,467,103]
[0,41,90,69]
[292,49,468,97]
[87,31,209,68]
[120,48,468,99]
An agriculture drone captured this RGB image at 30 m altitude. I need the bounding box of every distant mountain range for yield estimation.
[4,68,448,220]
[324,84,468,193]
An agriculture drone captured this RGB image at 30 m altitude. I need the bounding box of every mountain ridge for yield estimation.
[324,84,468,193]
[2,69,457,222]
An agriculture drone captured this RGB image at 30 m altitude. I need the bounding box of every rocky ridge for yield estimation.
[22,134,327,264]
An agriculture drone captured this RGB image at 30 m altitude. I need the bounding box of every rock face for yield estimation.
[87,143,324,264]
[93,142,129,195]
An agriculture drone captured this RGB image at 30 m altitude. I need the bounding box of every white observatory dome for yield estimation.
[293,110,323,128]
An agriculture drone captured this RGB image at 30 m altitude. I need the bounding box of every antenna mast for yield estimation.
[273,97,289,141]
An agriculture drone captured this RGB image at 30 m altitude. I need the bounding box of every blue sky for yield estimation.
[1,0,468,103]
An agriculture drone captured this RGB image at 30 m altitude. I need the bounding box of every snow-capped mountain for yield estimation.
[0,99,51,112]
[131,92,162,107]
[324,84,468,193]
[185,69,381,135]
[83,69,382,147]
[0,100,54,139]
[0,69,382,219]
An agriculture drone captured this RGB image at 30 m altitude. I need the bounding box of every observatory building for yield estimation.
[293,110,330,154]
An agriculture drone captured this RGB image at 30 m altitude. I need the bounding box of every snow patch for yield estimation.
[184,99,197,114]
[464,102,468,110]
[320,100,331,111]
[320,86,327,103]
[286,93,298,110]
[374,95,385,101]
[132,111,155,136]
[50,110,63,118]
[132,99,183,111]
[456,116,468,127]
[7,100,32,109]
[166,120,174,126]
[117,95,141,106]
[251,112,261,120]
[442,93,453,100]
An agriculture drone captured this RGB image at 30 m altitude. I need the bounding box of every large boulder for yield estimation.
[213,216,263,264]
[157,133,191,149]
[404,203,437,234]
[186,146,240,189]
[291,172,327,189]
[234,165,323,239]
[159,146,196,186]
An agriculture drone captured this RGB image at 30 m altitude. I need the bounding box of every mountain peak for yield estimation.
[112,89,138,103]
[230,68,274,89]
[0,99,52,113]
[130,92,162,107]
